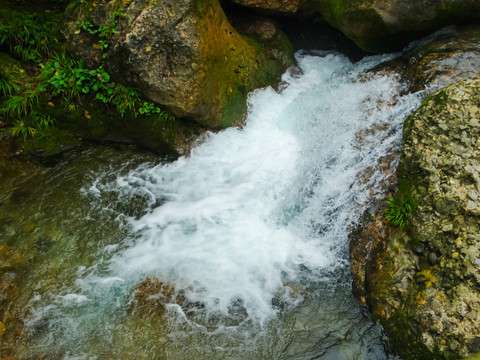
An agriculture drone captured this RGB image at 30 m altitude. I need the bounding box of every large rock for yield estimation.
[62,0,293,128]
[227,0,304,14]
[311,0,480,52]
[372,25,480,94]
[351,77,480,359]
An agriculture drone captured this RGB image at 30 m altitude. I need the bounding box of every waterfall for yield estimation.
[26,51,421,359]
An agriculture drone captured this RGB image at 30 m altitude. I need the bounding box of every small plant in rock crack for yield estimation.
[385,196,418,228]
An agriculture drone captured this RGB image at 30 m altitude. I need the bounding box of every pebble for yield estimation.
[428,252,438,265]
[442,224,453,232]
[466,200,478,210]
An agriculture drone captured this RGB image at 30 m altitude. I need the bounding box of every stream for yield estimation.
[0,50,422,359]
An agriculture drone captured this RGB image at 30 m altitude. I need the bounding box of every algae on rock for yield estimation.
[309,0,480,52]
[352,77,480,359]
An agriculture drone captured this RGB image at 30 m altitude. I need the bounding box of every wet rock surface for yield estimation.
[311,0,480,52]
[227,0,304,14]
[351,76,480,359]
[62,0,293,128]
[373,25,480,95]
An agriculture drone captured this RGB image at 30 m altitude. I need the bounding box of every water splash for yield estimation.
[25,51,421,359]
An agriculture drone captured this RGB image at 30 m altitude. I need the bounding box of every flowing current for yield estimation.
[23,52,421,359]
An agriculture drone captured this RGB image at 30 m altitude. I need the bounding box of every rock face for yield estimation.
[310,0,480,52]
[228,0,304,14]
[62,0,293,128]
[373,25,480,95]
[352,77,480,359]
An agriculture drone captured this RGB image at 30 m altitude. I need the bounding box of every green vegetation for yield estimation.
[75,7,124,53]
[10,112,56,141]
[0,68,20,97]
[1,87,39,118]
[0,12,61,62]
[385,196,418,228]
[39,53,113,102]
[0,4,174,146]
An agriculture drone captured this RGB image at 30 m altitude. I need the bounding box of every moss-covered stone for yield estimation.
[63,0,294,129]
[310,0,480,53]
[22,126,80,157]
[227,0,304,14]
[352,77,480,359]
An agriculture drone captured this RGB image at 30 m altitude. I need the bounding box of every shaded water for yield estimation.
[0,51,422,359]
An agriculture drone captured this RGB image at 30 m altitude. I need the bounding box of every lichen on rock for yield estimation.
[352,76,480,359]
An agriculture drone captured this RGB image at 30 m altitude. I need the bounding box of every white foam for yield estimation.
[29,51,422,356]
[92,51,421,324]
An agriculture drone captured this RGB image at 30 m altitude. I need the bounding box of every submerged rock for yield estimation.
[310,0,480,53]
[62,0,294,129]
[129,277,180,316]
[351,77,480,359]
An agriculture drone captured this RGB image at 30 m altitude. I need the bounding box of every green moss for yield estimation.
[23,127,80,157]
[192,0,289,128]
[435,1,480,22]
[465,352,480,360]
[193,0,216,19]
[0,53,20,71]
[114,111,202,155]
[217,85,247,129]
[319,0,347,27]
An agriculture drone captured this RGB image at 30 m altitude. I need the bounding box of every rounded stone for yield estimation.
[428,252,438,266]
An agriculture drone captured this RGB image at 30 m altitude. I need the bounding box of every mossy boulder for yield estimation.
[351,77,480,359]
[226,0,304,14]
[310,0,480,52]
[62,0,294,129]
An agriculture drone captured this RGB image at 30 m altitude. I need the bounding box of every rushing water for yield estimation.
[0,51,422,359]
